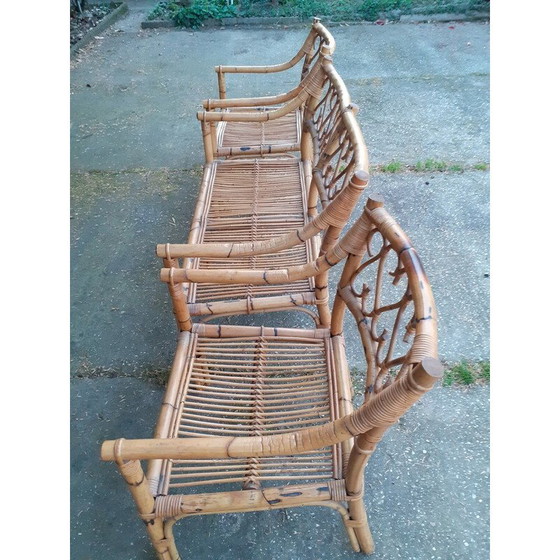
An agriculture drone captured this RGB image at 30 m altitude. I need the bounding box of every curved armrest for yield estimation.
[100,358,442,462]
[160,254,328,286]
[201,55,325,122]
[159,195,374,286]
[216,63,298,75]
[203,88,299,110]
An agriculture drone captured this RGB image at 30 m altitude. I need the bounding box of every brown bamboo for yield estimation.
[202,47,333,158]
[116,459,179,560]
[187,291,316,318]
[103,194,442,556]
[197,58,326,124]
[159,197,374,288]
[159,55,369,324]
[216,142,300,157]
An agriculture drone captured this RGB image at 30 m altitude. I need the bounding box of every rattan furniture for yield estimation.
[207,18,335,156]
[101,196,441,559]
[159,56,368,327]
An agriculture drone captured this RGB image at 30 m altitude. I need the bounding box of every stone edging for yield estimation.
[141,11,488,30]
[71,2,129,57]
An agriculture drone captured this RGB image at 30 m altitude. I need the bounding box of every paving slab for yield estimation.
[72,377,489,560]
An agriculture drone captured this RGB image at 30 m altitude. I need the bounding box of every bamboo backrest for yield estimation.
[103,197,441,464]
[302,59,369,227]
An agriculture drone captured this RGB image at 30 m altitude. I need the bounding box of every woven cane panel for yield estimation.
[163,335,342,491]
[218,109,301,149]
[190,158,314,303]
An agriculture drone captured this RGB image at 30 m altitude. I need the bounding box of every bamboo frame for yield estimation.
[102,197,442,558]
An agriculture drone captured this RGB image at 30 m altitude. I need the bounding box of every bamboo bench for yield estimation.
[101,196,441,558]
[100,23,442,559]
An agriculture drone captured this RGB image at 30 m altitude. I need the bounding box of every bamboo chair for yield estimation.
[158,57,368,327]
[201,18,335,158]
[102,196,441,559]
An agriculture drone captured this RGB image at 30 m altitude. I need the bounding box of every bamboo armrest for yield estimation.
[203,89,298,110]
[157,229,310,260]
[216,63,297,75]
[160,263,310,286]
[100,358,443,463]
[159,187,372,285]
[201,60,323,122]
[197,107,288,123]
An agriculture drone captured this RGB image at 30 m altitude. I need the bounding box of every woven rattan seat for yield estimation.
[155,330,342,494]
[186,157,315,307]
[217,108,302,156]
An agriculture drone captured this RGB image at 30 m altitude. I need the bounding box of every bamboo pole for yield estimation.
[146,331,193,494]
[116,458,179,560]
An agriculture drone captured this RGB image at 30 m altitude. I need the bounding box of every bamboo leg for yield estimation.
[162,254,192,332]
[315,270,331,327]
[164,519,182,560]
[210,122,218,156]
[345,428,386,555]
[217,68,226,99]
[117,458,178,560]
[347,498,375,554]
[201,120,214,164]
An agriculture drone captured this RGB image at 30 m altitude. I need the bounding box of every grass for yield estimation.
[380,160,404,173]
[147,0,489,26]
[349,360,489,396]
[443,360,489,387]
[415,158,449,172]
[371,160,489,174]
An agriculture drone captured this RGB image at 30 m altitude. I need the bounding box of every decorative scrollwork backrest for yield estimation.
[335,198,438,400]
[304,60,368,210]
[300,20,336,80]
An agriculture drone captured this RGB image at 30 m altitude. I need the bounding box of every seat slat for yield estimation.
[159,333,342,494]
